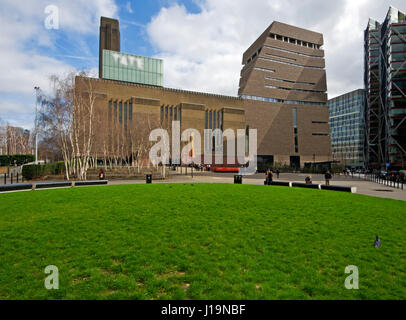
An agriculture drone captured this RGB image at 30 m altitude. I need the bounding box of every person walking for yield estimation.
[325,171,332,186]
[276,168,280,179]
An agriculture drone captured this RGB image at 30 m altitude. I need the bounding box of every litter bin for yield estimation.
[146,174,152,184]
[234,175,242,184]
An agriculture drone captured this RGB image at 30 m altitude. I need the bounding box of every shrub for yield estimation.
[22,162,65,180]
[0,154,35,167]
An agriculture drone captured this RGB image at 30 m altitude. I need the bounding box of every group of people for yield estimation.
[305,171,333,185]
[266,168,333,186]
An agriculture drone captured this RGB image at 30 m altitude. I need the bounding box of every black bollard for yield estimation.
[10,173,13,184]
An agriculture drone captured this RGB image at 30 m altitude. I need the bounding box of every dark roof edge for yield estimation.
[77,76,243,101]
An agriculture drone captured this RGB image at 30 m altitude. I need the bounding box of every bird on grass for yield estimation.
[374,236,381,248]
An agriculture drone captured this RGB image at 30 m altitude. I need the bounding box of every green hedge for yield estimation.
[0,154,35,167]
[22,162,65,180]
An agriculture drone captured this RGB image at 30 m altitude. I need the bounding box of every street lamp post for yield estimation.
[34,86,40,164]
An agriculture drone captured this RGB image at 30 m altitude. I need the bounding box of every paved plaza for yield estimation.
[107,172,406,202]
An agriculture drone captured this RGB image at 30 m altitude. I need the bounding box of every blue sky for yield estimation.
[0,0,404,130]
[43,0,202,72]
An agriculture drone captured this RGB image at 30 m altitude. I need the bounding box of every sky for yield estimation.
[0,0,405,130]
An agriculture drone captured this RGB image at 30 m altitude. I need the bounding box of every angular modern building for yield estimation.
[364,6,406,170]
[239,21,331,169]
[328,89,366,168]
[76,18,333,169]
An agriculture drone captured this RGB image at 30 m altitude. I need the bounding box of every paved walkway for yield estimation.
[109,173,406,202]
[2,172,405,201]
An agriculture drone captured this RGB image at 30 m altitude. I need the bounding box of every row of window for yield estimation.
[108,101,133,127]
[329,101,364,110]
[265,76,315,86]
[312,133,329,136]
[160,106,182,124]
[331,132,364,140]
[332,142,364,148]
[332,131,364,139]
[259,57,324,70]
[330,112,362,121]
[332,152,364,160]
[265,52,296,62]
[205,110,223,130]
[246,48,262,65]
[254,67,275,73]
[329,109,364,118]
[264,45,323,59]
[269,33,322,50]
[265,84,325,94]
[241,94,327,106]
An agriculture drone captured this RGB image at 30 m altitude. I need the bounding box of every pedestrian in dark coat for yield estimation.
[325,171,332,186]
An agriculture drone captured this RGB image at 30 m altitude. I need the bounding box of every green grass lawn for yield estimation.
[0,183,405,300]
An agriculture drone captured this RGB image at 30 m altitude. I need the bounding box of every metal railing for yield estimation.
[364,173,405,190]
[0,173,24,185]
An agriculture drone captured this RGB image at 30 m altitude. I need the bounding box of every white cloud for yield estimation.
[147,0,405,98]
[0,0,118,128]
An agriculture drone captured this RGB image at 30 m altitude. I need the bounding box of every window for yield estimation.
[241,95,327,106]
[114,101,117,121]
[124,102,127,127]
[220,111,223,130]
[254,67,275,73]
[265,52,296,61]
[108,101,112,122]
[129,103,133,121]
[293,108,299,153]
[205,110,208,129]
[160,106,163,122]
[259,56,324,70]
[265,75,315,85]
[119,102,122,123]
[246,125,249,153]
[209,111,212,129]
